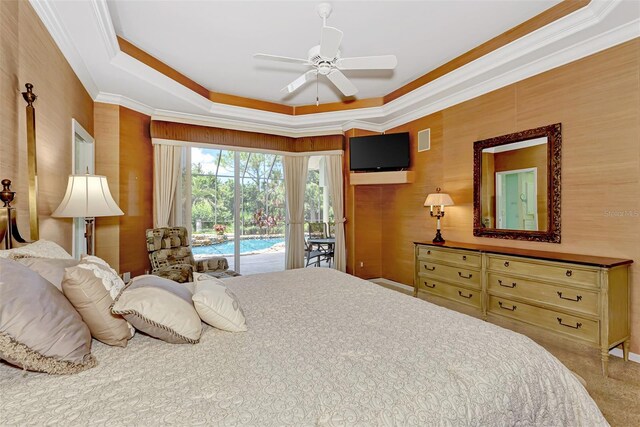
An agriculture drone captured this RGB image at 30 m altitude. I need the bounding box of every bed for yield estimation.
[1,268,606,426]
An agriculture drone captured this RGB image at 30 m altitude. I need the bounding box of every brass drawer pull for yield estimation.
[458,291,473,299]
[504,261,510,267]
[458,272,473,279]
[557,292,582,302]
[424,282,436,288]
[566,270,573,277]
[557,318,582,329]
[462,255,467,261]
[423,264,435,271]
[498,279,516,288]
[498,301,517,311]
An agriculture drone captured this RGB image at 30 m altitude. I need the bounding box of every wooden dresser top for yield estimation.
[414,241,633,268]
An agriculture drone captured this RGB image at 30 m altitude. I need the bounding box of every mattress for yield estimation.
[0,268,607,426]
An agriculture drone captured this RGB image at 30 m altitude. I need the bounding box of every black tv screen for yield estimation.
[349,132,410,171]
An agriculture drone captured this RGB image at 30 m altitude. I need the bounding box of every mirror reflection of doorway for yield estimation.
[496,168,538,231]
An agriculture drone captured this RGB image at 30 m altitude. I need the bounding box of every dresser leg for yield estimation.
[413,286,418,297]
[623,340,630,362]
[600,349,609,377]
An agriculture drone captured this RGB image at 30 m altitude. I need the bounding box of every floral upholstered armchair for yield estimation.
[146,227,239,283]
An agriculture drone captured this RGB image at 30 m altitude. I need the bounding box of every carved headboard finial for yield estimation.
[22,83,37,107]
[0,179,15,207]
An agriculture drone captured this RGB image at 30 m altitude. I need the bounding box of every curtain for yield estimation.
[153,144,182,228]
[283,155,309,269]
[324,154,346,272]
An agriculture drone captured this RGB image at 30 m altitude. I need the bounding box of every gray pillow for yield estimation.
[0,258,96,374]
[112,275,202,344]
[16,257,80,291]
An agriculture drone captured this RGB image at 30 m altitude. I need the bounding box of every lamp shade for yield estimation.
[52,175,124,218]
[424,192,454,207]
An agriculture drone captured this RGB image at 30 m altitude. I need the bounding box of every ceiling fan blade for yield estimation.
[336,55,398,70]
[254,53,310,65]
[326,70,358,97]
[319,26,343,59]
[281,70,317,94]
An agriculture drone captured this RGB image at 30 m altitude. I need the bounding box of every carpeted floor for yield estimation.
[374,281,640,426]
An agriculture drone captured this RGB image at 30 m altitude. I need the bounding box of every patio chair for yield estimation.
[146,226,239,283]
[305,239,324,267]
[306,222,333,267]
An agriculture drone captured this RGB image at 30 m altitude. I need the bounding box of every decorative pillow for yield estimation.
[192,276,247,332]
[62,265,131,347]
[112,275,202,344]
[0,239,73,260]
[16,257,80,291]
[0,258,96,374]
[79,255,126,299]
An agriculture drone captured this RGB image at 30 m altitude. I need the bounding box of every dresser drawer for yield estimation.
[417,276,481,309]
[418,261,480,289]
[488,296,598,345]
[487,255,599,288]
[417,246,481,268]
[487,273,599,317]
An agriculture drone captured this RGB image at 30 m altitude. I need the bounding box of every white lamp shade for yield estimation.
[424,192,454,207]
[52,175,124,218]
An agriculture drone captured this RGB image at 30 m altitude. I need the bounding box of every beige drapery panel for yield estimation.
[324,154,346,272]
[153,144,182,228]
[283,155,309,270]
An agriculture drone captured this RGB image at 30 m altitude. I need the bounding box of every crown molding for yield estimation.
[151,109,345,138]
[29,0,99,98]
[90,0,119,60]
[95,92,155,116]
[32,0,640,137]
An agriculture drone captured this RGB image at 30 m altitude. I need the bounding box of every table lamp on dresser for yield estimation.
[424,188,454,244]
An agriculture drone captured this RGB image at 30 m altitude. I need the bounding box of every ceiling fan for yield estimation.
[254,2,397,100]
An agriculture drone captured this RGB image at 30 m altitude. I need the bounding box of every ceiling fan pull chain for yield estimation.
[316,73,319,106]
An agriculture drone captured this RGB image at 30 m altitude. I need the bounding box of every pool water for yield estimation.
[192,237,284,256]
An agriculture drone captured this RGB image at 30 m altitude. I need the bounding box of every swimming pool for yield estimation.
[192,237,284,256]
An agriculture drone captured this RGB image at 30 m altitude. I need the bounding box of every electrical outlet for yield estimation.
[359,262,364,268]
[122,272,131,282]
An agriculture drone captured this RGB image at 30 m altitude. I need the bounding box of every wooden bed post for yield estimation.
[22,83,39,241]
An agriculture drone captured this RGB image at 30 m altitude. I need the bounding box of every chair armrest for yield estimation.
[152,263,193,283]
[194,256,229,273]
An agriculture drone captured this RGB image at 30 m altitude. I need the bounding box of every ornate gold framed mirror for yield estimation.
[473,123,561,243]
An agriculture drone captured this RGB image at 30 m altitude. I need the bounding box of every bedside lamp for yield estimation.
[424,188,454,244]
[52,173,123,255]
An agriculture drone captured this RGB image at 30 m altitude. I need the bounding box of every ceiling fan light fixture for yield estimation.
[317,62,332,75]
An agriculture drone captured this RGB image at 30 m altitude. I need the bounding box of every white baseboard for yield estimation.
[369,277,640,365]
[609,348,640,364]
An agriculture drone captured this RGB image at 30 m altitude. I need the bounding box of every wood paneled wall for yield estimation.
[151,120,344,152]
[347,39,640,352]
[119,107,153,276]
[94,104,153,276]
[0,1,93,253]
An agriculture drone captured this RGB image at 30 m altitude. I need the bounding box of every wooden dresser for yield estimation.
[414,241,632,375]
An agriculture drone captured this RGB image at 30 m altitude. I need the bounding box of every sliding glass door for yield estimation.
[189,148,285,274]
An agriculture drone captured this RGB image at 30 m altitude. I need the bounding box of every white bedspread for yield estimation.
[1,268,607,426]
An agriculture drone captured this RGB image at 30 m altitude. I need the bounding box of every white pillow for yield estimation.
[112,275,202,344]
[192,277,247,332]
[0,239,72,260]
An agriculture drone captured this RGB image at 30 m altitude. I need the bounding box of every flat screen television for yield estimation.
[349,132,410,171]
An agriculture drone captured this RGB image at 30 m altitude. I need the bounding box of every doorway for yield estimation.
[496,167,538,231]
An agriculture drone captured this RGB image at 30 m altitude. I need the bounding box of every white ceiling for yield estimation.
[30,0,640,137]
[106,0,561,106]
